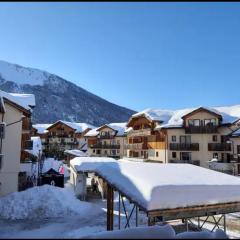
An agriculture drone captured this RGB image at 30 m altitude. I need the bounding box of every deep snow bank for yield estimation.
[0,185,91,220]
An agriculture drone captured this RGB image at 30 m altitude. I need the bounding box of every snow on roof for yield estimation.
[8,93,35,108]
[0,90,35,111]
[64,149,88,157]
[86,224,227,239]
[93,160,240,211]
[84,127,99,137]
[24,136,42,157]
[98,122,127,136]
[51,120,95,133]
[141,105,240,130]
[70,157,117,172]
[33,124,52,134]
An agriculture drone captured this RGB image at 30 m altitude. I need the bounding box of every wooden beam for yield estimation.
[107,184,114,231]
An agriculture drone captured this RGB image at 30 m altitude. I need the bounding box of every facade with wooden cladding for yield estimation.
[33,121,93,157]
[126,115,167,162]
[126,107,240,169]
[85,123,127,159]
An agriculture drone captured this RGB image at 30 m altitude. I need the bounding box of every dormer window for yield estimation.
[188,119,200,126]
[204,119,216,126]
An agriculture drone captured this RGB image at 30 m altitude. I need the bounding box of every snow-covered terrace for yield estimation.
[70,157,240,225]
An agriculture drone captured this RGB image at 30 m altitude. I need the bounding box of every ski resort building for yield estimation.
[0,90,35,197]
[84,123,127,159]
[126,106,240,170]
[33,120,94,158]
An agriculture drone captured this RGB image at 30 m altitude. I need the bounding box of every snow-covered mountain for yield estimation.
[0,60,136,125]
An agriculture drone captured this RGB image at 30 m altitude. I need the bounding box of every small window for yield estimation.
[172,136,176,142]
[213,153,218,159]
[93,149,95,153]
[156,151,159,157]
[172,152,176,158]
[221,153,224,161]
[0,154,3,169]
[212,135,218,142]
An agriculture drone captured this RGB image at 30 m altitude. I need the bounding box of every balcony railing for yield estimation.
[185,125,218,134]
[208,143,232,151]
[169,159,200,166]
[169,143,199,151]
[128,128,152,137]
[98,134,115,139]
[89,143,120,149]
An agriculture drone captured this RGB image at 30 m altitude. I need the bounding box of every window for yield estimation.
[188,119,200,126]
[0,123,6,139]
[0,154,3,169]
[213,153,218,159]
[180,152,191,161]
[180,136,191,144]
[172,152,176,158]
[221,153,225,161]
[205,119,216,127]
[93,149,95,153]
[112,150,116,155]
[156,151,159,157]
[212,135,218,142]
[237,145,240,154]
[97,150,101,154]
[172,136,176,142]
[104,150,107,155]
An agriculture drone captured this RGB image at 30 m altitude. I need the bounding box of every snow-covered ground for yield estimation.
[0,182,239,238]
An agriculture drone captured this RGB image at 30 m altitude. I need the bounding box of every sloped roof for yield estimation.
[47,120,95,133]
[33,124,52,134]
[130,105,240,130]
[85,122,127,137]
[0,90,35,112]
[230,128,240,137]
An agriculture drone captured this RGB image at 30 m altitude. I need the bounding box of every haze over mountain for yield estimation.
[0,60,136,126]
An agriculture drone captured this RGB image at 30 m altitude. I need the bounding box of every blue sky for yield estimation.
[0,2,240,112]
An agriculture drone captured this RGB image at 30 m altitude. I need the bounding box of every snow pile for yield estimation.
[85,224,227,239]
[33,124,51,134]
[84,127,99,137]
[0,185,91,220]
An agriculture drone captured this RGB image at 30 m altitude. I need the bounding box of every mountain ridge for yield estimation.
[0,60,136,125]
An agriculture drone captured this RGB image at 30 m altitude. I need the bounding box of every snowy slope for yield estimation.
[0,60,49,86]
[0,60,135,125]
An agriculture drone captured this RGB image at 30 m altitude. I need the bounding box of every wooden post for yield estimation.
[107,184,114,231]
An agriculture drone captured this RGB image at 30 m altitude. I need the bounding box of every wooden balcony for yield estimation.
[208,143,232,151]
[89,143,120,149]
[169,143,199,151]
[127,128,152,137]
[169,159,200,166]
[185,125,218,134]
[129,142,148,150]
[98,134,115,139]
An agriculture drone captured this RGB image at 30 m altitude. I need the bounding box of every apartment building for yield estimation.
[33,120,94,158]
[126,106,240,168]
[0,90,35,196]
[85,123,127,159]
